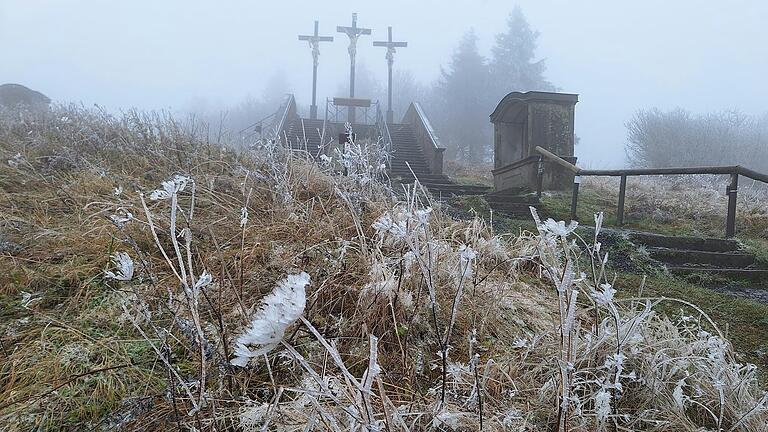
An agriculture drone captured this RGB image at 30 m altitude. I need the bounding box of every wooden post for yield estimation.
[617,174,627,226]
[570,176,581,222]
[726,172,738,238]
[536,156,544,199]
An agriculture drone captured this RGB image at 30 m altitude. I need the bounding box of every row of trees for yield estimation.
[626,108,768,171]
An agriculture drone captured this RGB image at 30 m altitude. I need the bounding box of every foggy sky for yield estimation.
[3,0,767,167]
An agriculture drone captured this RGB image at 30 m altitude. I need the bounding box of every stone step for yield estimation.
[649,247,756,268]
[488,202,540,217]
[485,194,540,205]
[627,231,741,253]
[389,162,429,168]
[389,165,430,172]
[485,187,534,198]
[668,267,768,283]
[389,173,450,179]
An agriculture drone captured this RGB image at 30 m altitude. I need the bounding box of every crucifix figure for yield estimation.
[374,26,407,123]
[337,13,371,122]
[299,21,333,119]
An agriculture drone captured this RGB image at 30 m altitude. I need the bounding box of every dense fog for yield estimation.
[3,0,767,167]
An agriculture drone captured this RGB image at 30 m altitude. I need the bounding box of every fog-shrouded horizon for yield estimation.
[3,0,767,167]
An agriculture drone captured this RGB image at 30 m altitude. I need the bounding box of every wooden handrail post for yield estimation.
[534,146,580,173]
[726,173,738,237]
[536,156,544,199]
[617,175,627,226]
[570,176,581,222]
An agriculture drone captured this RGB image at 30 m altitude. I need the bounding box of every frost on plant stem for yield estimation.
[540,218,579,239]
[231,272,310,367]
[594,388,612,422]
[591,283,617,306]
[7,152,24,168]
[187,270,213,302]
[105,252,134,281]
[240,207,248,228]
[109,210,133,229]
[149,175,189,200]
[457,244,476,279]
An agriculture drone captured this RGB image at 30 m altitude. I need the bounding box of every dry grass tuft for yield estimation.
[0,106,766,431]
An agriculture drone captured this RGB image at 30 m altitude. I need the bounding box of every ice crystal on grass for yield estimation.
[231,272,310,367]
[594,389,612,421]
[20,291,41,308]
[109,211,133,229]
[591,283,617,306]
[458,244,476,278]
[239,207,248,228]
[7,152,24,168]
[432,410,465,430]
[540,218,579,238]
[149,175,189,200]
[105,252,134,281]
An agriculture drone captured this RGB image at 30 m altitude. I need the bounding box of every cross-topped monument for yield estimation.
[374,26,407,123]
[337,13,371,122]
[299,21,333,119]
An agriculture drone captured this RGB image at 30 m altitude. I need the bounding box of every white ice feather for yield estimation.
[105,252,134,281]
[149,175,189,200]
[230,272,310,367]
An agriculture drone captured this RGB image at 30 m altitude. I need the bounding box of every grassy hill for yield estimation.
[1,106,766,431]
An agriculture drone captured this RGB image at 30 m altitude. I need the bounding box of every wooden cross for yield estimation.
[299,21,333,119]
[337,13,371,122]
[374,26,408,123]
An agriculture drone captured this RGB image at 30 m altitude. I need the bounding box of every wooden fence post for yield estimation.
[726,173,738,238]
[570,176,581,222]
[536,156,544,199]
[617,175,627,226]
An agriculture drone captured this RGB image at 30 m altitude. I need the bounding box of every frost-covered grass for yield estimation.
[543,175,768,240]
[0,106,766,431]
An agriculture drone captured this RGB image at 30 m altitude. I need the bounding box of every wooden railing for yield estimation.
[535,146,768,238]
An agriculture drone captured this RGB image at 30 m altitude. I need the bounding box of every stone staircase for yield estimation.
[483,187,542,218]
[283,118,326,156]
[626,231,768,284]
[387,123,491,197]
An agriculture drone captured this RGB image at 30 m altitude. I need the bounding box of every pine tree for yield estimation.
[433,30,491,162]
[489,6,553,99]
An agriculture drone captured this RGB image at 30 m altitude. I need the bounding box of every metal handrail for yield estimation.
[238,111,277,137]
[534,146,768,237]
[270,94,296,141]
[319,109,328,156]
[375,103,393,156]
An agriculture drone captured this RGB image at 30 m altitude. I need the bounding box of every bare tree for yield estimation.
[626,108,768,171]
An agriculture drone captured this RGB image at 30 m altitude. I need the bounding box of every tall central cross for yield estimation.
[374,26,407,123]
[299,21,333,119]
[337,13,371,122]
